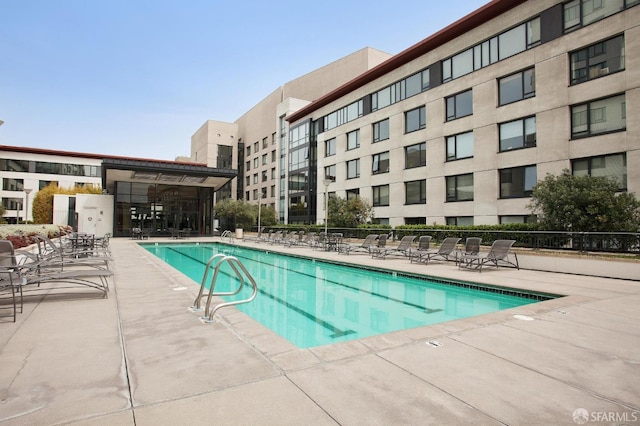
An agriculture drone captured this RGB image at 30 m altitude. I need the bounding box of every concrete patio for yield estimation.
[1,236,639,425]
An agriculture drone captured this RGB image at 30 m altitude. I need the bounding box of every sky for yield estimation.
[1,0,489,161]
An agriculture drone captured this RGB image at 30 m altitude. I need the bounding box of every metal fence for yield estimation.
[260,226,640,255]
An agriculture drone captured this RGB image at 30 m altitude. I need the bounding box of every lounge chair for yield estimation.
[409,236,432,263]
[0,241,26,321]
[366,233,387,255]
[454,237,482,264]
[371,235,416,259]
[285,230,305,246]
[414,237,461,264]
[458,239,519,272]
[301,231,317,247]
[339,234,379,255]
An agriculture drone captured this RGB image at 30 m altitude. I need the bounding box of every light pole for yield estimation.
[323,179,332,236]
[24,188,32,224]
[257,192,262,235]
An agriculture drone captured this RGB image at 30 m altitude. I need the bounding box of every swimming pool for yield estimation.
[143,242,550,348]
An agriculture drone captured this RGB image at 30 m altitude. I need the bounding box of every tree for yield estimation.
[528,170,640,232]
[328,196,374,228]
[32,183,102,224]
[255,204,277,227]
[214,199,256,230]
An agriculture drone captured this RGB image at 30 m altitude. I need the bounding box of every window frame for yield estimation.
[346,159,360,179]
[372,184,390,206]
[404,105,426,133]
[372,151,390,175]
[347,130,360,151]
[498,67,535,106]
[570,93,626,139]
[446,131,474,161]
[499,165,537,199]
[446,173,474,202]
[373,118,390,143]
[499,116,537,152]
[445,90,473,121]
[404,142,426,169]
[405,179,426,205]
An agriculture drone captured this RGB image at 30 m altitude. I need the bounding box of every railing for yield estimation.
[191,254,258,322]
[252,226,640,255]
[220,230,235,242]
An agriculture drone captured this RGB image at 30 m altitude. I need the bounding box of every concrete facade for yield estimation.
[285,0,640,226]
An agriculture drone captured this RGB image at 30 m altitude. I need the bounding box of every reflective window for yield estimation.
[570,35,625,85]
[446,90,473,121]
[405,105,426,133]
[405,142,426,169]
[446,174,474,201]
[373,185,390,206]
[572,152,627,190]
[499,116,536,151]
[499,68,535,106]
[405,180,426,204]
[347,159,360,179]
[446,131,474,161]
[499,165,537,198]
[324,164,336,181]
[571,94,626,138]
[373,119,390,143]
[325,138,336,157]
[372,152,389,175]
[564,0,635,32]
[347,130,360,150]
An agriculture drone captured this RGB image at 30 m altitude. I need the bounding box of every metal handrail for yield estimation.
[191,254,258,322]
[220,230,235,242]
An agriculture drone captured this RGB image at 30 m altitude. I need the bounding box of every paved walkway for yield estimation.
[1,237,639,425]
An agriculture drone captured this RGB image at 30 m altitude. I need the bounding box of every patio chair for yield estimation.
[409,236,432,263]
[454,237,482,265]
[285,230,306,247]
[366,233,387,255]
[414,237,461,265]
[458,239,519,272]
[371,235,416,259]
[339,234,379,255]
[0,240,26,321]
[301,231,317,247]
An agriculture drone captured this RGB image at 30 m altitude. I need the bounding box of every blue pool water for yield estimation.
[143,242,543,348]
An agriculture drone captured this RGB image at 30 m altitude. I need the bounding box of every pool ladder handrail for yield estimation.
[220,230,234,242]
[191,253,258,322]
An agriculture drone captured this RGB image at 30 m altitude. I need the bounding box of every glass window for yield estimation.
[405,142,426,168]
[372,185,390,206]
[499,116,536,151]
[571,94,626,138]
[446,90,473,121]
[499,68,535,105]
[572,153,627,190]
[346,189,359,200]
[446,132,474,161]
[347,130,360,150]
[0,159,30,172]
[347,159,360,179]
[324,164,336,181]
[289,147,309,171]
[271,150,276,162]
[253,141,259,152]
[564,0,632,32]
[373,119,390,143]
[498,25,526,60]
[500,215,536,224]
[262,137,268,149]
[499,165,537,198]
[446,174,474,201]
[253,173,258,184]
[446,216,474,226]
[372,152,390,175]
[262,154,268,165]
[245,160,250,171]
[253,158,259,168]
[245,176,250,186]
[2,178,24,191]
[405,105,426,133]
[325,138,336,157]
[405,180,426,204]
[246,146,251,156]
[570,35,625,85]
[261,170,267,182]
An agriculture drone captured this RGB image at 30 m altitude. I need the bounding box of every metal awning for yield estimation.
[102,158,237,193]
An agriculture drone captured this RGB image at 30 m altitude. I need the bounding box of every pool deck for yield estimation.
[1,236,639,425]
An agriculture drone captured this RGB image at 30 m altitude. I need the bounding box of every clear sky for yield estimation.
[1,0,488,161]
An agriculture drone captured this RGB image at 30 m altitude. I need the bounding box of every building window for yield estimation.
[500,215,536,224]
[245,191,250,200]
[405,180,426,204]
[446,90,472,121]
[289,147,309,171]
[347,130,360,150]
[346,188,360,200]
[253,158,259,168]
[253,189,258,200]
[442,17,540,82]
[564,0,637,32]
[347,159,360,179]
[372,152,390,175]
[0,159,29,172]
[324,164,336,181]
[245,160,250,171]
[446,174,474,201]
[446,216,474,226]
[262,137,268,149]
[499,165,537,198]
[2,178,24,191]
[570,35,625,85]
[571,94,626,138]
[262,154,268,165]
[271,150,277,162]
[405,105,426,133]
[446,131,473,161]
[271,168,276,179]
[323,100,364,131]
[499,68,535,106]
[373,118,390,143]
[271,185,276,197]
[572,153,627,190]
[245,176,250,186]
[325,138,336,157]
[372,185,390,206]
[499,116,536,151]
[246,146,251,156]
[262,170,268,182]
[405,217,426,225]
[253,141,259,152]
[371,69,430,111]
[253,173,258,184]
[405,142,426,168]
[39,180,57,190]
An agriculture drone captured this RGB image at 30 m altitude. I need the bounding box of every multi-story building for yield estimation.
[285,0,639,226]
[3,0,638,233]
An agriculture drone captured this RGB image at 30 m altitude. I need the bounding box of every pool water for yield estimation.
[143,243,540,348]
